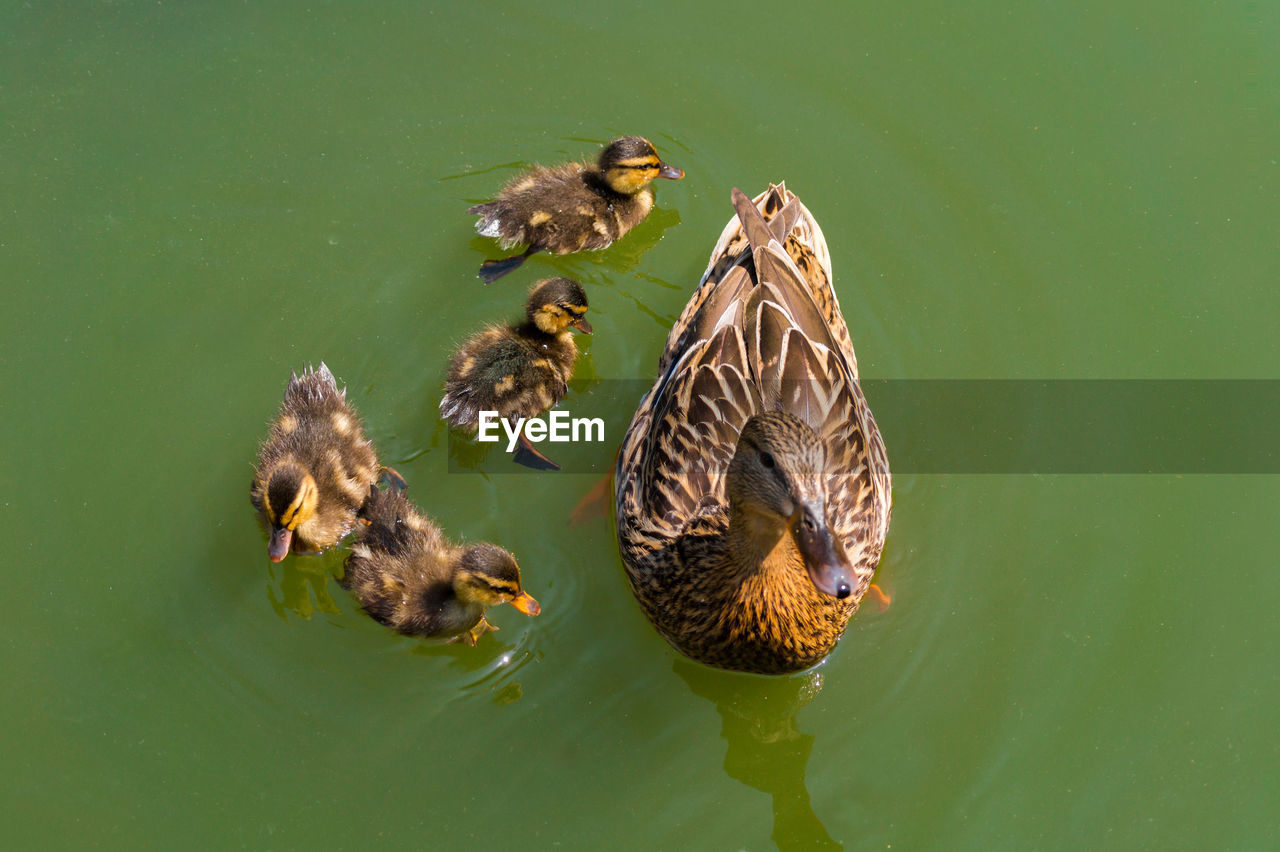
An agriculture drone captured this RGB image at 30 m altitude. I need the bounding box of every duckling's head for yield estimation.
[454,543,541,616]
[261,462,320,562]
[726,412,853,599]
[528,277,593,335]
[598,136,684,195]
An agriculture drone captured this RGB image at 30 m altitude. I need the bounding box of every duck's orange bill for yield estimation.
[510,591,541,617]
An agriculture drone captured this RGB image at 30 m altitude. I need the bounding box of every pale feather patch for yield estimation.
[615,156,660,168]
[478,219,501,237]
[277,414,298,434]
[331,411,353,435]
[341,476,368,503]
[495,375,516,394]
[529,211,552,226]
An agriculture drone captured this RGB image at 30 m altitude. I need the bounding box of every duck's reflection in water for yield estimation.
[674,659,842,851]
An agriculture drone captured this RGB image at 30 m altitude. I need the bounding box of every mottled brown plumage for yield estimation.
[469,136,683,282]
[250,363,380,562]
[615,184,892,674]
[440,276,591,426]
[341,487,540,644]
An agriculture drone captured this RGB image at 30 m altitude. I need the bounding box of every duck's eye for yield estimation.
[759,451,776,470]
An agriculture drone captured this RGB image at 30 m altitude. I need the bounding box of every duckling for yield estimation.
[469,136,684,283]
[341,486,540,645]
[250,363,380,562]
[440,277,592,470]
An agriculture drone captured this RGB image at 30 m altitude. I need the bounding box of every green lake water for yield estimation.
[3,2,1277,849]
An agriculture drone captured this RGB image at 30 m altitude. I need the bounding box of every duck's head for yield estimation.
[261,462,319,562]
[726,412,854,599]
[598,136,684,195]
[454,543,541,616]
[528,277,593,335]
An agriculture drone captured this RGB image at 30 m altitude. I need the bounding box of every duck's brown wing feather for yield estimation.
[619,184,888,572]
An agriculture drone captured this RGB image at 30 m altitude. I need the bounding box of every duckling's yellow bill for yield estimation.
[791,504,853,600]
[510,591,541,616]
[268,527,292,562]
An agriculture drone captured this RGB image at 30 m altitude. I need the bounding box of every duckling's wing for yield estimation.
[442,331,566,426]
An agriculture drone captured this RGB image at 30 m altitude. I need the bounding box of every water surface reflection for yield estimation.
[675,659,843,850]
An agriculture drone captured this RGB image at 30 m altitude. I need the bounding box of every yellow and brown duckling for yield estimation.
[615,185,892,674]
[440,277,592,470]
[341,486,540,645]
[469,136,684,283]
[250,363,380,562]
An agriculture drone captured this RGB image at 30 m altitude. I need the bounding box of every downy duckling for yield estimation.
[469,136,683,282]
[440,277,591,470]
[341,487,540,645]
[250,363,380,561]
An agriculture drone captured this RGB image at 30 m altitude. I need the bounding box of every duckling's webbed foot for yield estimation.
[377,466,408,493]
[512,433,561,471]
[478,247,539,284]
[448,616,498,646]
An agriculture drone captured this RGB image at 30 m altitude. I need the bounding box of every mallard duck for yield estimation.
[341,486,540,645]
[439,277,592,470]
[469,136,684,283]
[614,184,892,675]
[250,363,380,562]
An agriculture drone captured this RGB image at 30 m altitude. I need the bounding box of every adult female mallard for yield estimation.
[342,486,540,645]
[469,136,683,283]
[440,277,592,470]
[614,185,891,674]
[250,363,381,562]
